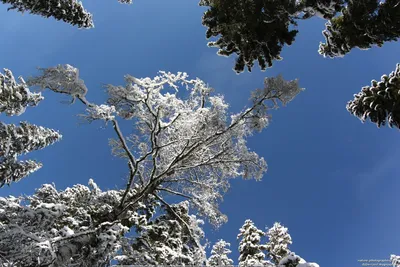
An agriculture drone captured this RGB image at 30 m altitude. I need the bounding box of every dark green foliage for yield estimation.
[319,0,400,58]
[300,0,344,19]
[201,0,400,73]
[200,0,299,73]
[347,64,400,129]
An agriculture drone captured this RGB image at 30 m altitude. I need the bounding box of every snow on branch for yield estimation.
[27,64,89,104]
[266,222,293,265]
[1,0,94,28]
[392,255,400,267]
[0,121,61,186]
[0,121,62,158]
[116,200,206,266]
[347,63,400,129]
[0,68,43,116]
[278,252,320,267]
[82,104,116,122]
[208,239,234,266]
[0,158,42,187]
[0,179,154,266]
[26,64,303,227]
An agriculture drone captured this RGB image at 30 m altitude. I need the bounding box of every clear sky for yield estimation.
[1,1,400,266]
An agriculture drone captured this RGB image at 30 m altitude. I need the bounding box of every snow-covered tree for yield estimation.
[1,0,134,28]
[0,68,62,187]
[391,254,400,267]
[0,158,42,187]
[27,64,303,228]
[237,219,269,266]
[0,63,301,265]
[0,121,61,159]
[300,0,343,19]
[235,219,319,267]
[266,222,292,265]
[208,239,234,266]
[0,121,62,186]
[0,68,43,116]
[0,179,156,266]
[116,201,206,266]
[1,0,94,28]
[278,252,319,267]
[347,63,400,129]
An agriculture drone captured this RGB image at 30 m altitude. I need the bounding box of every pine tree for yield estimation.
[0,121,62,186]
[319,0,400,58]
[237,219,269,266]
[208,239,234,266]
[278,252,319,267]
[0,68,43,116]
[301,0,343,19]
[0,69,62,186]
[117,201,206,266]
[265,222,292,265]
[347,63,400,129]
[0,158,42,187]
[1,0,94,28]
[200,0,400,73]
[0,121,61,159]
[1,0,134,28]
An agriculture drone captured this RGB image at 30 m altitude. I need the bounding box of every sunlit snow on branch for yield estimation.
[27,64,303,229]
[208,239,234,266]
[0,179,153,266]
[0,121,62,186]
[347,63,400,129]
[82,104,116,122]
[266,222,292,265]
[1,0,94,28]
[0,159,42,187]
[278,252,320,267]
[0,68,43,116]
[27,64,89,104]
[391,254,400,267]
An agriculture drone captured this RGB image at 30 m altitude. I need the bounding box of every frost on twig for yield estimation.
[27,64,89,104]
[81,104,116,123]
[105,71,303,226]
[0,68,43,116]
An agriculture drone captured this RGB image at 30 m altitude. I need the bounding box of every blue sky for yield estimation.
[1,1,400,266]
